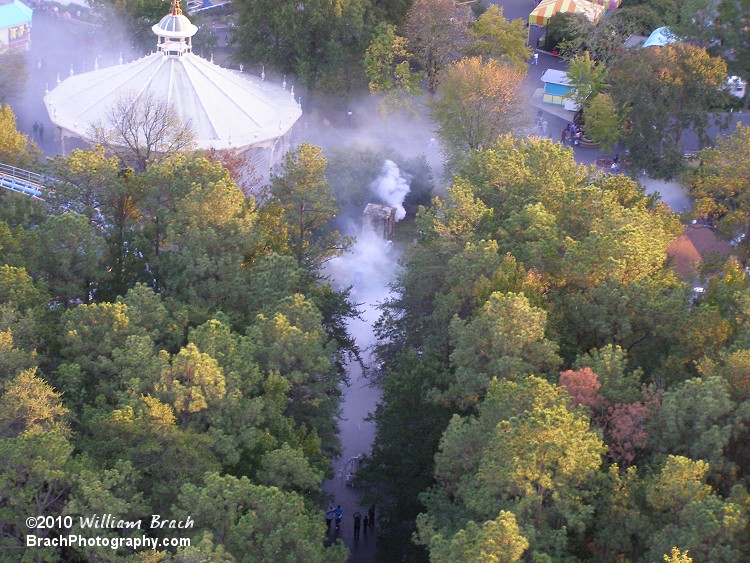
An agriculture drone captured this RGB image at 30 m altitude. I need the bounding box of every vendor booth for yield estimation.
[529,0,604,26]
[0,0,32,51]
[528,0,604,44]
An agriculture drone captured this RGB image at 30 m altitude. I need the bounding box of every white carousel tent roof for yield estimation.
[44,9,301,151]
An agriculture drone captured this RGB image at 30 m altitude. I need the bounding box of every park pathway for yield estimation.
[322,232,402,562]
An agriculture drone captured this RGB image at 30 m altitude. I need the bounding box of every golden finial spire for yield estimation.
[171,0,182,16]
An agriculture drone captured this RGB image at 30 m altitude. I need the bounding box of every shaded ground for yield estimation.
[322,233,402,562]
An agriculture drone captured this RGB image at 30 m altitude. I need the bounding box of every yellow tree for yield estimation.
[0,105,40,169]
[429,57,525,165]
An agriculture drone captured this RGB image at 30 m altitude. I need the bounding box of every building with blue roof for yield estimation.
[0,0,32,51]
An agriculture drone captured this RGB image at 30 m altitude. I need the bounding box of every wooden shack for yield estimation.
[363,203,396,239]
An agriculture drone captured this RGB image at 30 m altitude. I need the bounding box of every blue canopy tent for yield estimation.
[642,27,679,47]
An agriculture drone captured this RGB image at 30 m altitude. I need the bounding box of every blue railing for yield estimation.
[0,163,45,199]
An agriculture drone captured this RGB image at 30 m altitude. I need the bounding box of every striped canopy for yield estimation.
[529,0,604,26]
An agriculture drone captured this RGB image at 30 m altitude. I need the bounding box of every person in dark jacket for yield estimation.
[353,512,362,539]
[325,504,335,532]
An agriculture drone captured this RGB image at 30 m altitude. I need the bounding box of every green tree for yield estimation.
[45,147,143,297]
[0,370,72,559]
[609,44,728,177]
[0,328,37,382]
[429,57,525,165]
[364,22,423,110]
[583,93,624,153]
[419,378,604,560]
[157,343,226,429]
[34,213,106,306]
[63,459,148,561]
[0,368,69,438]
[717,0,750,108]
[256,442,324,494]
[173,472,348,562]
[557,12,638,64]
[466,5,530,72]
[45,147,123,226]
[544,12,586,52]
[425,511,529,563]
[81,395,220,512]
[0,264,46,312]
[154,156,263,319]
[564,51,608,111]
[652,376,749,479]
[404,0,471,93]
[0,49,28,104]
[644,456,749,562]
[441,292,560,408]
[465,405,606,557]
[672,0,719,49]
[574,344,643,404]
[88,0,166,50]
[233,0,369,87]
[687,125,750,260]
[246,294,340,455]
[269,143,351,272]
[358,350,453,561]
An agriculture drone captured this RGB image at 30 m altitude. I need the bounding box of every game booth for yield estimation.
[0,0,32,51]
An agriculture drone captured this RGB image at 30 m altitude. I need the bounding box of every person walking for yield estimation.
[353,512,362,539]
[533,52,539,65]
[363,515,369,532]
[32,122,38,137]
[325,504,335,532]
[334,505,343,531]
[368,504,375,527]
[38,123,44,141]
[561,129,568,144]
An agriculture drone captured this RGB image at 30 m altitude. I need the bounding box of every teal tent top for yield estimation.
[0,0,32,28]
[643,27,679,47]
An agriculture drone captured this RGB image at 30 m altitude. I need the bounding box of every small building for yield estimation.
[667,224,731,280]
[0,0,32,51]
[540,69,578,111]
[363,203,396,239]
[623,34,648,48]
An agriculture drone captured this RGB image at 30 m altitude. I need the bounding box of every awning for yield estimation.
[0,0,33,28]
[529,0,604,26]
[642,27,679,47]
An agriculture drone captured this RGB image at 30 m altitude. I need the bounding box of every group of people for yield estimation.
[31,122,45,142]
[561,122,583,146]
[325,503,375,539]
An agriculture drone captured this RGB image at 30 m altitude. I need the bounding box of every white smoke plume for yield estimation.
[369,160,411,221]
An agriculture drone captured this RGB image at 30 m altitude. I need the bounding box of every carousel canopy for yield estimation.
[529,0,604,26]
[44,5,301,151]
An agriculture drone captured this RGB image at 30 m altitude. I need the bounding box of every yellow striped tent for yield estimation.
[528,0,604,26]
